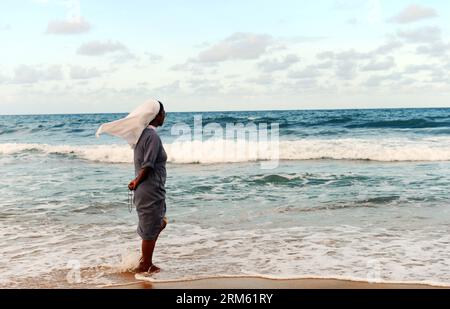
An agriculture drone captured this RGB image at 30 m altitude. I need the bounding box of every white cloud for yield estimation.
[288,66,322,79]
[46,18,91,34]
[110,50,139,65]
[0,24,11,31]
[374,41,403,54]
[0,72,7,84]
[398,26,441,43]
[154,81,181,94]
[318,49,372,61]
[333,0,364,10]
[186,78,223,94]
[170,57,217,74]
[197,33,273,63]
[389,4,438,24]
[11,65,64,84]
[70,66,102,79]
[77,40,127,56]
[364,73,404,87]
[284,78,318,90]
[416,42,450,58]
[361,57,395,71]
[246,74,274,86]
[336,60,357,80]
[403,64,436,74]
[346,18,358,25]
[145,53,163,64]
[312,61,334,70]
[258,54,300,72]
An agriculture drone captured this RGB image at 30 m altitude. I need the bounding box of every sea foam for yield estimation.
[2,137,450,163]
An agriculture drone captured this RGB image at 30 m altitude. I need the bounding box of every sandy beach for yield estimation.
[105,274,447,289]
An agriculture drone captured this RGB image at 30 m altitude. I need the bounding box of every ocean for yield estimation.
[1,108,450,287]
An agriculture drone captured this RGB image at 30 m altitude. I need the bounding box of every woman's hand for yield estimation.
[128,168,150,191]
[128,179,138,191]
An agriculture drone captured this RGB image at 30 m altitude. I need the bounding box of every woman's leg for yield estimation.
[136,218,167,273]
[142,240,158,270]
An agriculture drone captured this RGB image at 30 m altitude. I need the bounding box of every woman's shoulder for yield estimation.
[140,127,161,144]
[146,127,160,137]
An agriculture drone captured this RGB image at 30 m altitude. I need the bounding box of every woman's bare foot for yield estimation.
[134,257,151,273]
[134,260,161,274]
[148,264,161,274]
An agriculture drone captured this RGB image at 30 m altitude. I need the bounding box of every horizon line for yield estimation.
[1,106,449,117]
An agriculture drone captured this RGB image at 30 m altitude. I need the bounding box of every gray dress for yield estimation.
[133,127,167,240]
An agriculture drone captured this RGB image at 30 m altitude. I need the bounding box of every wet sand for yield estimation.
[105,275,446,289]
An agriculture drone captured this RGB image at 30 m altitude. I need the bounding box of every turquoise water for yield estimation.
[1,108,450,287]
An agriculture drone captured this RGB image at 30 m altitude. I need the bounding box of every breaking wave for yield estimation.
[2,137,450,163]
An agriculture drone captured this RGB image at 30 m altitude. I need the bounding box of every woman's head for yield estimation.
[150,101,165,127]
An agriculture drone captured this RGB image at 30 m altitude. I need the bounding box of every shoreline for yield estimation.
[104,275,448,289]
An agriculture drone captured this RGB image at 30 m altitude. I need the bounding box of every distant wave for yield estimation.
[201,115,450,129]
[2,137,450,163]
[345,118,450,129]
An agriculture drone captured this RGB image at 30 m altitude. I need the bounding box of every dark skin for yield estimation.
[128,106,166,274]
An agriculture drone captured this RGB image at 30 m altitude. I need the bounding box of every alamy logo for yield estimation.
[170,115,280,169]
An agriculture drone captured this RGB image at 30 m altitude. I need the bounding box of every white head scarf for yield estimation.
[96,99,161,149]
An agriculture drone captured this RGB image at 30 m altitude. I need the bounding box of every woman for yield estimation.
[96,100,167,274]
[128,101,167,274]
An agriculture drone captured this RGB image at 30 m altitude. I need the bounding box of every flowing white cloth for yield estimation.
[95,99,161,149]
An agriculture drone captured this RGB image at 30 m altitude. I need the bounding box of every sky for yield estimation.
[0,0,449,114]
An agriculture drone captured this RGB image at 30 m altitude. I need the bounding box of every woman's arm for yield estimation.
[130,131,161,191]
[128,167,151,191]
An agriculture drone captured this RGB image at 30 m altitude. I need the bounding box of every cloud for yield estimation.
[336,60,357,80]
[346,18,358,25]
[154,81,181,94]
[173,33,317,71]
[246,74,275,86]
[77,40,127,56]
[364,73,404,87]
[317,49,372,61]
[333,0,364,10]
[186,78,223,94]
[170,60,195,71]
[398,27,441,43]
[257,54,300,72]
[0,72,7,84]
[284,78,318,90]
[145,53,163,64]
[312,61,334,70]
[319,40,402,62]
[389,4,438,24]
[170,57,218,75]
[288,65,322,79]
[310,40,404,83]
[197,32,273,63]
[110,50,139,65]
[12,65,63,84]
[1,24,11,31]
[361,57,395,71]
[374,40,403,54]
[402,64,448,83]
[70,66,102,79]
[46,18,91,34]
[416,42,450,58]
[403,64,436,74]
